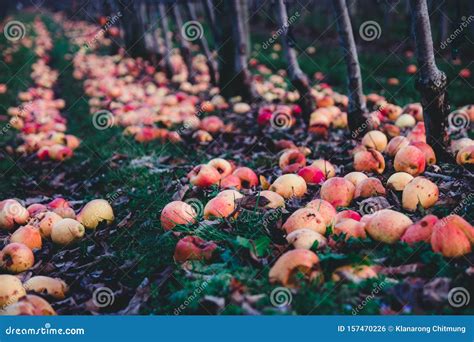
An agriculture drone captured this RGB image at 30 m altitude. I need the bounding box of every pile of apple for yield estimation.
[71,49,232,144]
[161,145,473,286]
[6,19,81,161]
[0,198,114,315]
[61,15,117,50]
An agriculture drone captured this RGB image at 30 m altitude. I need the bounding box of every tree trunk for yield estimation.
[184,1,218,85]
[241,0,252,57]
[438,1,448,47]
[215,0,236,98]
[275,0,313,126]
[332,0,367,137]
[172,3,195,83]
[202,0,219,45]
[158,1,174,79]
[117,0,148,57]
[231,0,255,101]
[410,0,450,160]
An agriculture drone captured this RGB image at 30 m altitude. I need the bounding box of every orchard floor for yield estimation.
[0,13,473,315]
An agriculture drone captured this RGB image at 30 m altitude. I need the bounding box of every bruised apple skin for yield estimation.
[333,219,367,240]
[26,203,47,217]
[297,166,325,184]
[402,177,439,211]
[207,158,232,178]
[188,164,221,187]
[0,199,30,230]
[203,194,239,219]
[50,219,85,245]
[343,172,368,187]
[173,236,217,263]
[286,229,327,250]
[269,174,307,199]
[47,198,76,219]
[160,201,197,231]
[10,225,42,250]
[361,130,387,152]
[77,199,115,230]
[282,208,326,234]
[410,142,436,166]
[354,178,386,198]
[320,177,355,208]
[38,211,62,238]
[431,215,474,258]
[279,149,306,173]
[0,243,35,273]
[335,210,361,223]
[0,275,26,308]
[259,190,285,208]
[311,159,336,178]
[394,145,426,176]
[401,215,438,244]
[353,150,385,174]
[386,172,414,191]
[386,136,410,157]
[305,199,337,227]
[232,167,259,188]
[1,295,56,316]
[216,189,244,201]
[456,145,474,165]
[23,276,68,299]
[268,249,321,287]
[219,175,242,190]
[365,209,413,244]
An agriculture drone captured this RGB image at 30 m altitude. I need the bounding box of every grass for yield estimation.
[0,12,472,315]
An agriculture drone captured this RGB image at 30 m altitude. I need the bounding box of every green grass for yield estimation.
[0,13,472,316]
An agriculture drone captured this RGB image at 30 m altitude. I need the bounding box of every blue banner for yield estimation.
[0,316,472,342]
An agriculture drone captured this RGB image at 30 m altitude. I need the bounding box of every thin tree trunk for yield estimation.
[118,0,148,57]
[333,0,367,136]
[231,0,255,101]
[410,0,450,160]
[172,3,195,83]
[184,1,218,85]
[158,1,174,79]
[215,0,236,98]
[202,0,219,45]
[275,0,313,126]
[438,1,448,47]
[145,0,162,63]
[241,0,251,57]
